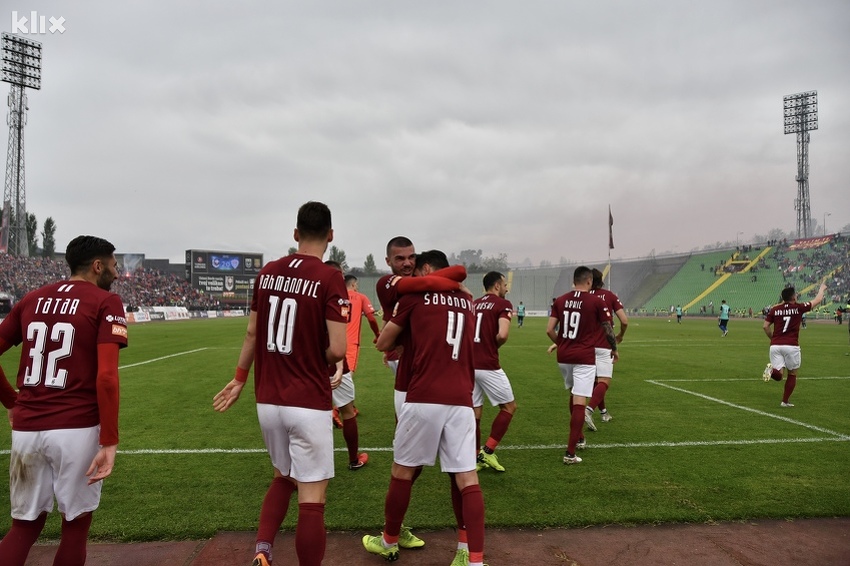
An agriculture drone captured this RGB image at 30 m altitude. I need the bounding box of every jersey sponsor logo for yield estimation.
[340,305,350,318]
[112,324,128,337]
[106,314,128,325]
[386,275,402,289]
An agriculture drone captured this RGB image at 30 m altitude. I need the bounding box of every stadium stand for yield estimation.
[0,254,220,310]
[640,235,849,319]
[1,234,846,318]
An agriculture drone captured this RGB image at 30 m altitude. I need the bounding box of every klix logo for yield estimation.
[10,11,66,34]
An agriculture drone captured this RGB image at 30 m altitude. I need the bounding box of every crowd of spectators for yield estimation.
[771,233,849,304]
[0,254,220,310]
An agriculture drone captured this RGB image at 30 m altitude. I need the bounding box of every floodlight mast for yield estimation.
[1,32,42,257]
[783,90,817,239]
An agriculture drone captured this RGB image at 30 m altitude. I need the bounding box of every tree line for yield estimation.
[0,210,57,257]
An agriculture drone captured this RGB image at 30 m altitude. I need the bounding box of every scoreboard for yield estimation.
[185,249,264,297]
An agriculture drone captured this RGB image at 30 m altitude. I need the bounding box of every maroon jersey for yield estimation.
[551,290,611,365]
[472,294,513,370]
[589,289,624,349]
[252,254,349,410]
[389,290,475,406]
[377,274,403,363]
[765,301,814,346]
[0,280,128,432]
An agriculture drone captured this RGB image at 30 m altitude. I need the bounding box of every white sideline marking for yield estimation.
[5,370,847,456]
[658,376,850,382]
[647,379,850,440]
[2,434,847,457]
[119,348,208,369]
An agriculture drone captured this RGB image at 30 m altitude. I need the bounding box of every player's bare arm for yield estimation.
[375,321,403,352]
[496,317,510,347]
[86,444,117,484]
[214,311,256,412]
[811,279,828,308]
[326,319,347,364]
[0,339,17,429]
[615,309,629,343]
[545,317,560,344]
[330,361,344,390]
[602,321,619,361]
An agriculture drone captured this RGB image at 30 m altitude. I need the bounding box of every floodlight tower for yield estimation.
[783,90,818,239]
[1,33,42,257]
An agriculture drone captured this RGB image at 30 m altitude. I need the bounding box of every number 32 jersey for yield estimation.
[0,280,128,432]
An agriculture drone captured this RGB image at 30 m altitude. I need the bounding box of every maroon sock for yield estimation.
[0,513,47,566]
[588,382,609,411]
[771,369,783,381]
[257,476,296,546]
[460,484,485,560]
[53,512,93,566]
[342,416,359,462]
[449,474,465,529]
[568,404,585,454]
[485,410,514,449]
[295,502,325,566]
[783,375,797,403]
[384,476,413,540]
[412,466,423,482]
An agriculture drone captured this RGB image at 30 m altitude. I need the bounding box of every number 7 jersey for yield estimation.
[0,280,128,432]
[765,300,814,346]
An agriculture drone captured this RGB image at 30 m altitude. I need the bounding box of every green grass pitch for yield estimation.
[1,315,848,541]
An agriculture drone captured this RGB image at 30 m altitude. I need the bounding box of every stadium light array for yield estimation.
[1,33,42,90]
[783,91,817,134]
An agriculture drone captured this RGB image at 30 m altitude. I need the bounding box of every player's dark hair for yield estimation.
[324,260,343,272]
[344,274,358,286]
[483,271,504,291]
[781,287,796,302]
[386,236,414,257]
[415,249,449,271]
[297,201,332,239]
[573,265,592,285]
[65,235,115,275]
[591,268,605,290]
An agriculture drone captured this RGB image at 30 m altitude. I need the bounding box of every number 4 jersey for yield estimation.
[389,290,475,407]
[0,280,128,432]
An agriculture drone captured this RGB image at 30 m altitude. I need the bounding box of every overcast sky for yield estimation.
[8,1,850,268]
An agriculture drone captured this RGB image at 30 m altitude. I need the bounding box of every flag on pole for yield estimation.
[608,205,614,250]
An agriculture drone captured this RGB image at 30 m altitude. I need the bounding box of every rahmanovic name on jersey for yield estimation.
[257,273,322,298]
